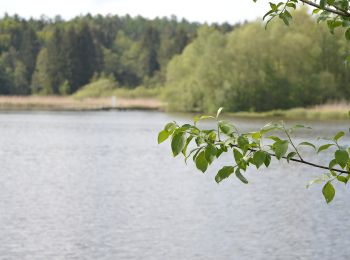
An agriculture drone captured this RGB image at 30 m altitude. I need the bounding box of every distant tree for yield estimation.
[139,26,160,77]
[31,48,51,94]
[46,27,67,93]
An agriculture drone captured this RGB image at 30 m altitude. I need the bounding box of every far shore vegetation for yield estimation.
[0,10,350,118]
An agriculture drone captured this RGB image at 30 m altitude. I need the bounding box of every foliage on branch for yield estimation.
[254,0,350,40]
[158,108,350,203]
[159,1,350,204]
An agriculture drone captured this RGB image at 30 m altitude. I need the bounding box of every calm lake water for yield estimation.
[0,110,349,260]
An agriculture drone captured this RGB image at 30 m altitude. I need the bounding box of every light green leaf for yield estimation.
[334,131,345,141]
[312,8,321,14]
[252,150,267,169]
[237,135,249,150]
[335,149,349,168]
[158,130,170,144]
[318,144,334,153]
[322,181,335,204]
[194,115,215,125]
[164,122,176,133]
[273,140,289,160]
[298,142,316,150]
[219,121,235,135]
[337,175,348,184]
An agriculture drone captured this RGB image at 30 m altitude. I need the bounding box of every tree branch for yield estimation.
[299,0,350,17]
[231,144,350,174]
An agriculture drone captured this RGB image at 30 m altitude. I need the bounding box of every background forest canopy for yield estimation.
[1,9,350,112]
[0,13,234,96]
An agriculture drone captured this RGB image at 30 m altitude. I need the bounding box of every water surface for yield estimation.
[0,111,349,260]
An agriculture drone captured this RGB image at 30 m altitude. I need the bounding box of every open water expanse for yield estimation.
[0,110,349,260]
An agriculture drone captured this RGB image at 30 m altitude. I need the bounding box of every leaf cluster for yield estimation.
[158,108,350,204]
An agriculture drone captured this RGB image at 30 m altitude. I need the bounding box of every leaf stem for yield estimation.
[283,125,303,161]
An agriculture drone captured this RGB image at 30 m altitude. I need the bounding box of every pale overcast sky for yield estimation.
[1,0,270,24]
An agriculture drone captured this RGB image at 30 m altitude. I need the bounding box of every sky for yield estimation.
[1,0,270,24]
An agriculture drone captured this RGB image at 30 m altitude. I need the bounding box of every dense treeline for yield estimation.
[0,13,236,95]
[165,9,350,112]
[2,10,350,112]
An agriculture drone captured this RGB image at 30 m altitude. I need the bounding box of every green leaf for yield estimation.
[252,150,267,169]
[269,2,277,11]
[264,154,271,167]
[158,130,170,144]
[318,144,334,153]
[320,0,326,8]
[273,140,289,160]
[251,131,262,140]
[237,135,249,150]
[205,144,217,164]
[334,131,345,141]
[233,148,243,164]
[215,166,234,183]
[286,2,296,9]
[267,136,282,142]
[346,28,350,40]
[194,115,215,125]
[216,147,224,158]
[235,168,248,184]
[335,149,349,168]
[286,151,297,162]
[164,122,176,133]
[219,121,235,135]
[279,12,290,26]
[182,136,193,156]
[171,132,186,157]
[313,8,321,14]
[329,159,338,176]
[263,9,275,20]
[337,175,348,184]
[298,142,316,150]
[208,131,217,142]
[195,151,208,173]
[322,181,335,204]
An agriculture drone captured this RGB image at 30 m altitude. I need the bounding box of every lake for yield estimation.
[0,110,349,260]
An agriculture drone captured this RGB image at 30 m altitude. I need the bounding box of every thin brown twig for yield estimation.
[230,144,350,174]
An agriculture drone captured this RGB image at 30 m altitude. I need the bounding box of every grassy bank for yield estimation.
[0,96,164,111]
[231,103,350,120]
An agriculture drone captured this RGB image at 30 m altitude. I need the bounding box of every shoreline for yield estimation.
[0,96,348,120]
[0,96,164,111]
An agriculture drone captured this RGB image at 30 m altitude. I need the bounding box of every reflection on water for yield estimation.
[0,111,349,260]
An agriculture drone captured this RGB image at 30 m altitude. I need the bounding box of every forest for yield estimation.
[0,13,234,96]
[0,9,349,112]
